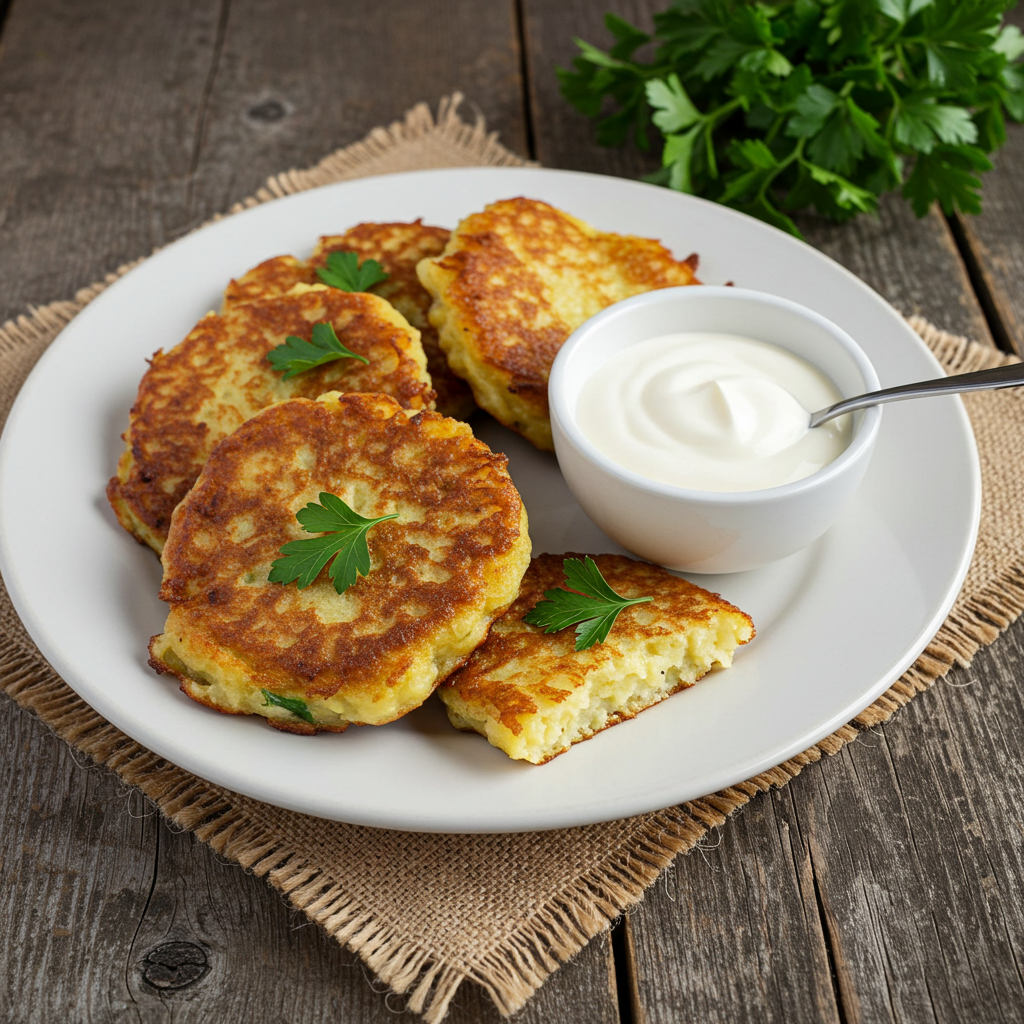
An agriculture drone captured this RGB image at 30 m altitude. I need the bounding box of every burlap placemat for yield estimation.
[3,97,1024,1022]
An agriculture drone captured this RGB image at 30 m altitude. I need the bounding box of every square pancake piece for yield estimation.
[439,553,754,763]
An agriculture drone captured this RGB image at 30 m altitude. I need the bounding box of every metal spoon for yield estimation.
[809,360,1024,429]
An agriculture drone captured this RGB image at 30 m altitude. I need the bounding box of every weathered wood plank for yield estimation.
[521,0,993,344]
[0,0,228,326]
[623,786,842,1024]
[0,2,620,1021]
[0,701,158,1023]
[519,0,661,181]
[0,0,527,327]
[802,630,1024,1024]
[620,622,1024,1024]
[948,7,1024,355]
[0,694,621,1024]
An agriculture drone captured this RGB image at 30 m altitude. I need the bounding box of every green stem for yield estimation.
[763,113,786,147]
[894,42,916,86]
[702,96,744,180]
[757,137,805,204]
[707,96,744,126]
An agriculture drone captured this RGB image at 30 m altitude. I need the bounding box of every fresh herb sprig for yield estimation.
[266,321,369,380]
[559,0,1024,236]
[268,492,398,595]
[261,688,315,725]
[523,556,653,651]
[316,250,389,292]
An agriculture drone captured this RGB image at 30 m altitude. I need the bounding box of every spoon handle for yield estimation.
[809,359,1024,428]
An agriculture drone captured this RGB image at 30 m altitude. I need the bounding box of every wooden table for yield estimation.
[3,3,1023,1022]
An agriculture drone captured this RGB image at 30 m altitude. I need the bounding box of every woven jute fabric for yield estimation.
[3,97,1024,1022]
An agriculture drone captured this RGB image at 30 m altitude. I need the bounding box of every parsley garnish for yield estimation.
[559,2,1024,236]
[261,688,315,725]
[522,556,653,651]
[266,321,369,380]
[268,492,399,595]
[316,250,389,292]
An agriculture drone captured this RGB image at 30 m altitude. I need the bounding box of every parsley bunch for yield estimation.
[559,0,1024,236]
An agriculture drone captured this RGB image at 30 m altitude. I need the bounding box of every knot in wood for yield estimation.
[140,941,210,990]
[248,99,287,123]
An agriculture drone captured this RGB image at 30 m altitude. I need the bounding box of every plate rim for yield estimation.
[0,165,981,832]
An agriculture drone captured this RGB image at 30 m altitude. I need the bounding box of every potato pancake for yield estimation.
[149,391,531,734]
[107,283,433,553]
[222,221,476,420]
[440,553,753,763]
[416,197,701,450]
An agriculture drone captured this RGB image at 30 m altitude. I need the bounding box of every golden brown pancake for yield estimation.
[149,391,531,734]
[440,553,753,763]
[107,283,433,553]
[222,221,476,420]
[416,197,701,450]
[221,254,311,306]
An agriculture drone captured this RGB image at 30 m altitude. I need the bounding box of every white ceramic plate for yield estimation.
[0,168,979,833]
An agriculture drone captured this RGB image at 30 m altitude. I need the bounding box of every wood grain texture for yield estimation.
[0,697,621,1024]
[623,626,1024,1024]
[814,631,1024,1024]
[0,0,527,326]
[623,789,842,1024]
[0,703,158,1023]
[0,2,619,1021]
[949,5,1024,356]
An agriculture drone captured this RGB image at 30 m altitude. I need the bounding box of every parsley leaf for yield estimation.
[316,250,389,292]
[261,689,315,725]
[894,101,978,153]
[266,321,369,380]
[902,143,993,216]
[268,492,398,595]
[648,74,702,133]
[522,556,653,652]
[559,0,1024,235]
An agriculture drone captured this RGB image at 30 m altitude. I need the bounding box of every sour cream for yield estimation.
[576,332,852,492]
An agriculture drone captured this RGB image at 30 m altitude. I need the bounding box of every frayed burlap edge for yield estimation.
[2,96,1022,1021]
[3,321,1016,1024]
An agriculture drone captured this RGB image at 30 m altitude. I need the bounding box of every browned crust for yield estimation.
[442,552,754,744]
[108,286,433,550]
[152,393,529,720]
[223,254,317,305]
[222,222,476,421]
[417,198,701,449]
[311,222,475,421]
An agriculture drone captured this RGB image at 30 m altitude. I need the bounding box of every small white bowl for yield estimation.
[549,286,882,573]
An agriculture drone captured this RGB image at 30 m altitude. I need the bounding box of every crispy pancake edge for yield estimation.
[439,552,754,763]
[416,197,700,450]
[108,286,433,554]
[148,391,532,732]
